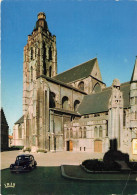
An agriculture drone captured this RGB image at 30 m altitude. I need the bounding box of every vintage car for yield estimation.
[10,154,37,172]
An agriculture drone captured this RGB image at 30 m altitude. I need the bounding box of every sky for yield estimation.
[1,0,137,133]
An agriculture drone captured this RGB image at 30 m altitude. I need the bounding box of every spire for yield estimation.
[131,57,137,82]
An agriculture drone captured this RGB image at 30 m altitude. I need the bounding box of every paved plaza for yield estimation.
[1,150,104,169]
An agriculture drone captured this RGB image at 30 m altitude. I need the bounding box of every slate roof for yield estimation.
[77,82,131,115]
[53,58,97,83]
[38,75,87,94]
[77,88,112,115]
[15,116,24,124]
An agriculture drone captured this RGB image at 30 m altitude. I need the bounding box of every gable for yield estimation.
[15,115,24,124]
[1,108,8,126]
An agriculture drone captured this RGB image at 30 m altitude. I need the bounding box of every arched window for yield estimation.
[83,127,86,138]
[74,100,80,111]
[93,83,101,93]
[49,66,52,77]
[94,126,98,138]
[70,128,73,138]
[62,96,69,110]
[43,42,46,75]
[31,66,33,82]
[49,46,52,60]
[99,126,102,138]
[49,92,56,108]
[79,127,82,138]
[78,81,84,91]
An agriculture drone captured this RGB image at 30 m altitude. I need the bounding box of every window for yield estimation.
[49,92,56,108]
[106,121,108,136]
[83,127,86,138]
[94,126,98,138]
[78,81,84,91]
[49,66,52,77]
[62,96,69,110]
[84,147,86,151]
[93,83,101,93]
[31,47,33,60]
[43,42,46,75]
[99,126,102,138]
[123,110,126,126]
[79,127,82,138]
[74,100,80,111]
[49,47,52,60]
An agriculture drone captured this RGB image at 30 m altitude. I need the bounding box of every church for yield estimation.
[13,12,137,157]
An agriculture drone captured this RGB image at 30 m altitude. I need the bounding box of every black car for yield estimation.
[10,154,37,172]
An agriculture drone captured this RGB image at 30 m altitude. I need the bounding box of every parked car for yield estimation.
[10,154,37,172]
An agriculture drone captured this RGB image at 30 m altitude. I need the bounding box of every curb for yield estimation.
[61,165,137,181]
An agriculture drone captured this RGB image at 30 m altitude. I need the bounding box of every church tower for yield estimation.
[23,12,57,114]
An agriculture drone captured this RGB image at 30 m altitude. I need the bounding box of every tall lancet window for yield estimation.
[31,47,33,60]
[49,46,52,60]
[43,42,46,75]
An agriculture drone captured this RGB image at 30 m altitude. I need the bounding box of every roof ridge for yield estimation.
[54,57,97,78]
[88,87,112,96]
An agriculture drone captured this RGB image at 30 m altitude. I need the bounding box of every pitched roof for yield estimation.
[15,115,24,124]
[77,81,131,115]
[38,75,87,94]
[77,88,112,115]
[53,58,97,83]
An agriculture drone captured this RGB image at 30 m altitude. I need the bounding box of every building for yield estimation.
[13,12,137,157]
[1,108,9,150]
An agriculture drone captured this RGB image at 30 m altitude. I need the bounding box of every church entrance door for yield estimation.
[94,140,102,153]
[66,140,73,151]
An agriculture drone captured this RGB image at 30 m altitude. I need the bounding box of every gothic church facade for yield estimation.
[13,12,137,157]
